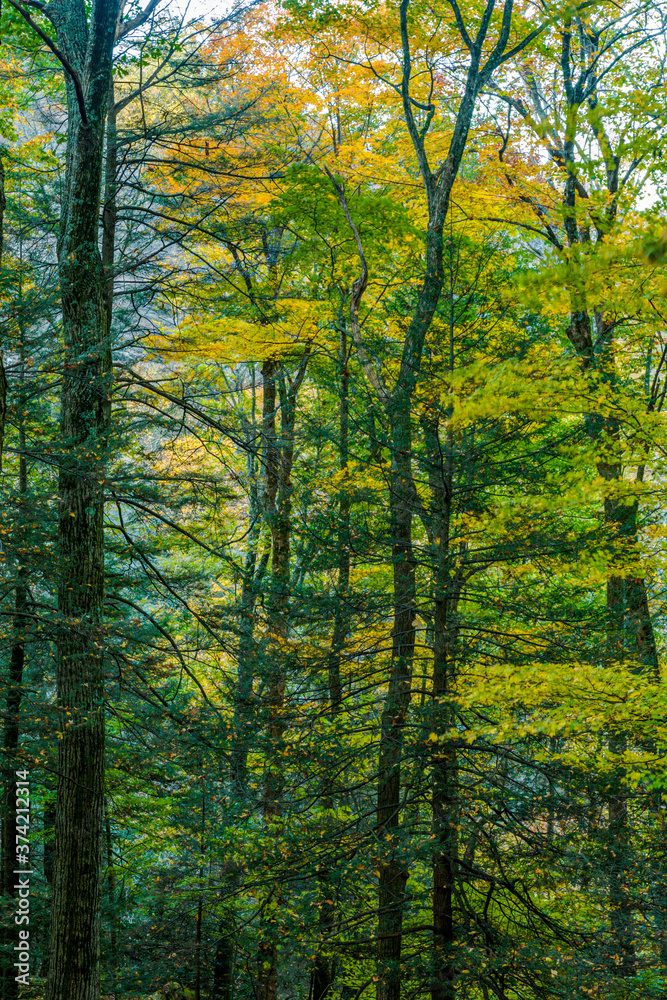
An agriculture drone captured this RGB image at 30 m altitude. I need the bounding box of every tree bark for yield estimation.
[256,355,308,1000]
[521,35,657,964]
[0,421,27,1000]
[376,398,416,1000]
[231,367,266,795]
[212,919,236,1000]
[421,410,462,1000]
[312,324,350,1000]
[104,808,118,994]
[44,3,119,999]
[328,6,533,993]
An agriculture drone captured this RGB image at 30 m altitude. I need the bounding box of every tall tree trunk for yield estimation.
[376,398,416,1000]
[257,362,286,1000]
[212,920,236,1000]
[0,176,24,1000]
[578,340,640,976]
[599,415,636,977]
[256,356,308,1000]
[0,412,27,1000]
[231,367,265,795]
[327,325,350,719]
[326,9,525,994]
[0,151,13,920]
[194,776,206,1000]
[312,325,350,1000]
[421,410,462,1000]
[45,3,118,998]
[517,42,658,975]
[104,807,118,994]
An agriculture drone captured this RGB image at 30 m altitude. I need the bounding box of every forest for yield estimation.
[0,0,666,997]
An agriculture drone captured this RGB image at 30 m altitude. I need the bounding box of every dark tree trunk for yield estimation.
[230,555,259,794]
[257,355,308,1000]
[312,325,350,1000]
[327,7,531,995]
[0,449,27,1000]
[231,367,265,795]
[374,133,448,1000]
[421,411,462,1000]
[43,3,119,999]
[312,876,337,1000]
[592,380,638,978]
[373,6,522,988]
[212,920,236,1000]
[327,325,350,718]
[516,34,658,974]
[0,154,22,1000]
[376,401,416,1000]
[194,778,206,1000]
[104,808,118,993]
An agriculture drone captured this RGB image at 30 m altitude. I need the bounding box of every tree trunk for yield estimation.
[194,778,206,1000]
[104,808,118,993]
[257,356,308,1000]
[519,42,658,974]
[595,389,638,978]
[376,398,416,1000]
[329,9,524,994]
[421,410,461,1000]
[312,325,350,1000]
[327,325,350,718]
[213,919,236,1000]
[45,3,118,999]
[0,152,23,1000]
[231,367,265,795]
[0,433,27,1000]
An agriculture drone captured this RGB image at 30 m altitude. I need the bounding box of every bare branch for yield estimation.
[6,0,89,126]
[323,167,388,406]
[115,0,162,41]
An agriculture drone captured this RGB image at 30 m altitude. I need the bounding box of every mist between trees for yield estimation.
[1,0,667,998]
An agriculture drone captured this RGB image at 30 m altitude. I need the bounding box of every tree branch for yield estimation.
[6,0,88,126]
[324,167,388,407]
[115,0,162,41]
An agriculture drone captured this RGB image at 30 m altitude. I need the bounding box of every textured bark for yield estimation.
[194,780,206,1000]
[327,325,350,718]
[104,809,118,992]
[312,865,337,1000]
[102,80,116,309]
[376,400,415,1000]
[607,744,635,978]
[257,356,308,1000]
[0,188,25,1000]
[312,326,350,1000]
[256,360,279,1000]
[43,3,118,999]
[522,31,658,965]
[213,920,236,1000]
[421,413,462,1000]
[0,473,26,1000]
[231,369,265,794]
[597,416,637,977]
[373,8,523,992]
